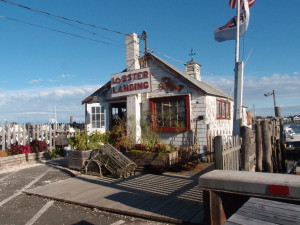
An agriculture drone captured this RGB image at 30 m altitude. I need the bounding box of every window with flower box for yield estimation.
[150,95,190,132]
[91,106,105,128]
[216,99,230,119]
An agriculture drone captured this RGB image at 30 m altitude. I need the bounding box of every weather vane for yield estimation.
[189,48,196,61]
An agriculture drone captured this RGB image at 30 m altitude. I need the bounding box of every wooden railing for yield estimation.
[199,170,300,225]
[0,123,75,151]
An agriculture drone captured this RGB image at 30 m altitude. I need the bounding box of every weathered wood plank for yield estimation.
[242,201,300,219]
[226,197,300,225]
[237,208,297,225]
[227,213,277,225]
[25,173,204,224]
[247,197,300,212]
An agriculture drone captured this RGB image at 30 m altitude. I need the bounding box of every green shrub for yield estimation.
[68,130,104,151]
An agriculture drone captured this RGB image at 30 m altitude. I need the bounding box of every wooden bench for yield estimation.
[225,197,300,225]
[84,144,137,178]
[199,170,300,225]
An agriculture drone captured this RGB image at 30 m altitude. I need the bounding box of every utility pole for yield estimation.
[264,90,280,117]
[140,30,148,54]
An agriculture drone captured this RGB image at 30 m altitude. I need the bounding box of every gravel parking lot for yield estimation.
[0,163,169,225]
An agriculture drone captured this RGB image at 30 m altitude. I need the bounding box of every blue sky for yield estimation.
[0,0,299,124]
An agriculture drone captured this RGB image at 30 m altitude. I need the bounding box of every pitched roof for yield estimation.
[82,53,232,104]
[147,53,232,99]
[81,81,110,104]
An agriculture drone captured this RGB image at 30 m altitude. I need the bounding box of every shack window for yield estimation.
[91,106,105,128]
[150,95,190,132]
[216,99,230,119]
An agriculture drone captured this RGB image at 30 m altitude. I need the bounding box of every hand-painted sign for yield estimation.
[159,77,183,92]
[111,68,151,97]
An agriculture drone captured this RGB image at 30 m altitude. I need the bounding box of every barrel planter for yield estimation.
[68,150,93,170]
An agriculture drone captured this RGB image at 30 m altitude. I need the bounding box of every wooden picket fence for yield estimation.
[214,117,284,173]
[0,123,75,151]
[214,135,241,170]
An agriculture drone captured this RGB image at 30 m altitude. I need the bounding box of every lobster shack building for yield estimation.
[82,33,247,155]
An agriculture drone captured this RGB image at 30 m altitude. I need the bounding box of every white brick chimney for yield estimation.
[126,33,140,71]
[185,60,201,81]
[125,33,141,143]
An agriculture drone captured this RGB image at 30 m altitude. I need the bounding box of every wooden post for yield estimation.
[255,122,263,172]
[40,124,44,142]
[17,124,21,145]
[36,125,40,141]
[27,124,31,145]
[214,136,223,170]
[262,119,273,172]
[49,125,53,151]
[210,191,226,225]
[241,126,251,171]
[279,118,286,173]
[12,124,16,144]
[274,118,282,173]
[271,119,279,173]
[7,124,11,149]
[1,124,5,150]
[22,124,26,145]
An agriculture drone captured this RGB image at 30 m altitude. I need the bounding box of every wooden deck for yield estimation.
[24,166,213,224]
[225,197,300,225]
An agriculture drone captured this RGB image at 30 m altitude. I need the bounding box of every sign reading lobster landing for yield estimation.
[111,68,151,97]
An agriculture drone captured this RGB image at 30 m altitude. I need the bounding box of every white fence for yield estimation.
[0,123,75,151]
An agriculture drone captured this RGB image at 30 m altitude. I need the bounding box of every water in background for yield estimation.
[285,123,300,173]
[288,123,300,133]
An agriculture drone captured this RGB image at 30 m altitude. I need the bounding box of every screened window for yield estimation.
[150,95,190,132]
[216,99,230,119]
[91,106,105,128]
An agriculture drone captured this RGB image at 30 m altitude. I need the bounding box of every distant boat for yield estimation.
[285,126,300,147]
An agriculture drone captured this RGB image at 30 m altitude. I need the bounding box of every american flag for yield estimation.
[229,0,256,9]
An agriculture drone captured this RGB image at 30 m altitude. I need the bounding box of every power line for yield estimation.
[45,16,123,45]
[1,14,144,55]
[149,48,231,80]
[0,0,125,35]
[0,15,124,48]
[148,49,185,64]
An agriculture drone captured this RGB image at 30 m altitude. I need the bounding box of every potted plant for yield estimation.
[67,130,103,170]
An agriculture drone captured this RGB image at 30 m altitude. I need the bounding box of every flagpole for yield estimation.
[235,0,240,63]
[233,0,244,136]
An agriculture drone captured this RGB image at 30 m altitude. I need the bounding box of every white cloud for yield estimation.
[2,71,300,123]
[59,74,72,78]
[203,72,300,117]
[28,79,42,84]
[0,84,100,124]
[47,79,59,83]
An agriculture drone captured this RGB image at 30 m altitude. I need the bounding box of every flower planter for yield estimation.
[0,152,45,170]
[125,151,179,168]
[68,150,93,170]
